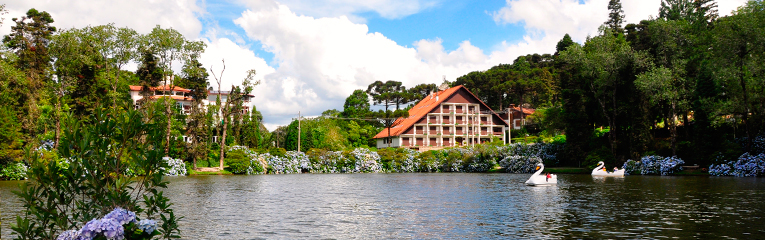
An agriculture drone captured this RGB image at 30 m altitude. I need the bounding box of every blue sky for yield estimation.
[1,0,749,129]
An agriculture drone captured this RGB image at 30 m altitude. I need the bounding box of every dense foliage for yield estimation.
[222,142,562,174]
[709,153,765,177]
[11,106,181,239]
[622,156,685,175]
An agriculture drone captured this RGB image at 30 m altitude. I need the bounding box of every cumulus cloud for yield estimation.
[0,0,204,37]
[233,4,507,128]
[491,0,749,44]
[237,0,439,23]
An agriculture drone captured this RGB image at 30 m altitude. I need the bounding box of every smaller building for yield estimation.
[501,104,535,130]
[128,85,254,115]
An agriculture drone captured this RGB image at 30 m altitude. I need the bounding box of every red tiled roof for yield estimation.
[509,106,535,115]
[373,85,508,139]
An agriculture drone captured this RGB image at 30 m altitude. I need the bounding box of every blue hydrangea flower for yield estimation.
[104,207,136,225]
[79,219,102,239]
[137,219,158,233]
[99,218,125,240]
[56,230,83,240]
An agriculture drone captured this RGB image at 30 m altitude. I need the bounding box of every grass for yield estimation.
[188,168,234,175]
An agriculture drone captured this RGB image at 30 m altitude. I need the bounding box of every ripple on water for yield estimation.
[3,174,765,239]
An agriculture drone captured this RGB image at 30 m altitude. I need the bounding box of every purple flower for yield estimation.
[99,218,125,240]
[137,219,158,233]
[79,219,101,238]
[104,207,136,225]
[56,230,83,240]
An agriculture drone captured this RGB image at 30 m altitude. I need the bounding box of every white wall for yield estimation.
[376,137,400,148]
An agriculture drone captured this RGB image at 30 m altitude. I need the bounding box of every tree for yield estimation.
[407,83,438,105]
[365,80,410,147]
[636,19,692,156]
[136,49,163,102]
[211,62,259,170]
[182,57,209,168]
[2,8,56,141]
[559,26,652,162]
[142,25,205,156]
[366,80,407,111]
[659,0,718,25]
[555,34,575,56]
[605,0,625,34]
[709,1,765,150]
[342,89,370,118]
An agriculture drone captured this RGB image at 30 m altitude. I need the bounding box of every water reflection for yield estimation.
[2,174,765,239]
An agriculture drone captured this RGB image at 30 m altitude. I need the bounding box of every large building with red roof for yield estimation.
[373,85,509,150]
[128,85,254,115]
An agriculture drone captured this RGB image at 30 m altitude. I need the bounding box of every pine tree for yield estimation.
[605,0,625,34]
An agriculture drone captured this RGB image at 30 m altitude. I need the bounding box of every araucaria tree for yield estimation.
[2,8,56,141]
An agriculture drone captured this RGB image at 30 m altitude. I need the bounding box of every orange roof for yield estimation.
[509,106,535,115]
[373,85,508,139]
[129,85,191,93]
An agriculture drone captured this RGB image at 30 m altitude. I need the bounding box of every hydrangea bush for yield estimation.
[160,157,187,176]
[499,156,542,173]
[12,106,181,240]
[56,207,159,240]
[709,153,765,177]
[221,142,563,174]
[621,156,685,175]
[0,161,28,180]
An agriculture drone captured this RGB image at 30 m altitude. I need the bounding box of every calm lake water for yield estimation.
[2,174,765,239]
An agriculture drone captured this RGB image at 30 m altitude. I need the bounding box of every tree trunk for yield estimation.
[670,102,677,156]
[738,50,751,151]
[54,96,61,149]
[219,115,228,170]
[165,100,172,156]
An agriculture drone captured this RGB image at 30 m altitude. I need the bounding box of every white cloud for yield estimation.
[492,0,749,45]
[1,0,204,37]
[718,0,750,16]
[233,4,505,129]
[199,37,275,92]
[237,0,439,23]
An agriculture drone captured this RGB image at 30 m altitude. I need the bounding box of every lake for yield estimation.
[2,173,765,239]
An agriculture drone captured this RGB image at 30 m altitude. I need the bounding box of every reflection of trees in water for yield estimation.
[555,175,765,238]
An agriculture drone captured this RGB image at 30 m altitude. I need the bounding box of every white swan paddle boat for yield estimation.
[591,161,625,176]
[525,163,557,186]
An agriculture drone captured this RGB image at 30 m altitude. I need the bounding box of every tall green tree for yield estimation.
[182,57,209,168]
[2,8,56,141]
[560,26,652,162]
[211,64,259,169]
[605,0,626,34]
[342,89,371,118]
[365,80,409,147]
[636,19,696,156]
[710,1,765,150]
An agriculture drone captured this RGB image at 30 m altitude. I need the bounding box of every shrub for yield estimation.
[0,161,28,180]
[499,156,542,173]
[162,157,187,176]
[12,106,180,239]
[709,153,765,177]
[269,148,287,157]
[225,150,251,174]
[56,207,159,240]
[622,156,685,175]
